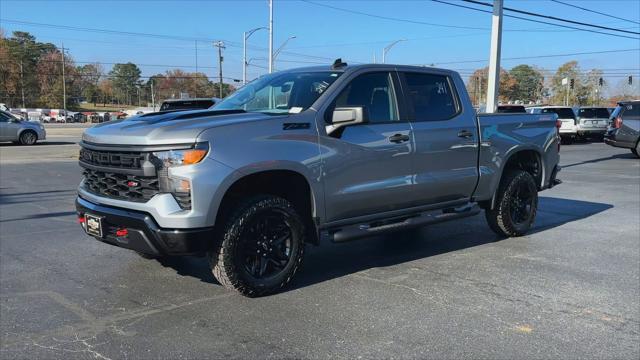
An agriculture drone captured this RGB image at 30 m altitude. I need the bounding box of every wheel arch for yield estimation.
[214,167,320,245]
[483,147,544,210]
[17,128,38,140]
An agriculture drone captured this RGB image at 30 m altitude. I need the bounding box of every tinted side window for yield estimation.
[333,72,399,123]
[404,72,458,121]
[622,103,640,120]
[0,113,11,122]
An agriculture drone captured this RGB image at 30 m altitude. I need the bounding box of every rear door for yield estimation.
[320,70,415,221]
[399,70,478,205]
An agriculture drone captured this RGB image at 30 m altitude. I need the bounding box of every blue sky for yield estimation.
[1,0,639,90]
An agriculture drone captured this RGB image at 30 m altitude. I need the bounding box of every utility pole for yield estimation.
[485,0,503,113]
[268,0,274,73]
[19,41,25,108]
[61,42,68,117]
[214,41,225,98]
[195,40,198,97]
[150,81,156,111]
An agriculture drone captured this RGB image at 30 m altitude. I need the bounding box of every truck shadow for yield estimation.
[156,196,613,290]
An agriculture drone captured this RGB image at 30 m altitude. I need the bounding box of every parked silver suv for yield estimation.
[0,110,46,145]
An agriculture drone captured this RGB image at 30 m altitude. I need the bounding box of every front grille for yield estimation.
[80,148,145,169]
[79,145,192,210]
[82,168,159,202]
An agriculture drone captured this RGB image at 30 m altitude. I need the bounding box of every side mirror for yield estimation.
[326,107,367,135]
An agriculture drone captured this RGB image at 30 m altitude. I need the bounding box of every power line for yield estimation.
[551,0,640,25]
[418,48,640,65]
[0,18,342,64]
[300,0,488,30]
[460,0,639,35]
[432,0,640,40]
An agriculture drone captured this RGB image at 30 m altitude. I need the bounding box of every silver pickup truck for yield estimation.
[76,62,561,296]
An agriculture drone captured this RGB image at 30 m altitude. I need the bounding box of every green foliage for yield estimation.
[508,65,544,103]
[109,62,142,104]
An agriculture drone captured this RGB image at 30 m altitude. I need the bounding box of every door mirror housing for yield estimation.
[326,107,367,135]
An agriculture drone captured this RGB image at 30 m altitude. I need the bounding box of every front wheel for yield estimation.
[19,130,37,145]
[485,170,538,237]
[209,195,305,297]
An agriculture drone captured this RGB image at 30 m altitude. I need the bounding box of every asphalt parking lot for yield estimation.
[1,131,639,359]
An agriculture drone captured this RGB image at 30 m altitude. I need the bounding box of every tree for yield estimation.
[35,50,76,108]
[109,63,141,105]
[508,65,544,103]
[582,69,606,106]
[75,63,103,102]
[466,67,514,106]
[0,30,56,107]
[550,61,593,106]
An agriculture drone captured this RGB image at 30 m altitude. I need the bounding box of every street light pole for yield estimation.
[268,0,274,74]
[485,0,504,113]
[382,39,406,64]
[273,36,296,70]
[243,27,267,85]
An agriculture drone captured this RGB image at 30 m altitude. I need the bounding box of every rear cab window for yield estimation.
[622,103,640,120]
[541,107,576,120]
[402,72,459,121]
[578,108,610,119]
[497,105,526,113]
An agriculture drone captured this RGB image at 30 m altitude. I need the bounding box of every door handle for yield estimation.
[457,130,474,138]
[388,133,410,143]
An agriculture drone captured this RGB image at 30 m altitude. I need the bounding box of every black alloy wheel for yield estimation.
[241,209,294,279]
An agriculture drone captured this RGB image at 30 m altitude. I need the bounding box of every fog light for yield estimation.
[116,228,128,237]
[170,178,191,193]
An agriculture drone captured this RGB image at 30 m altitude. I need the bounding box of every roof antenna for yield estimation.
[332,58,348,69]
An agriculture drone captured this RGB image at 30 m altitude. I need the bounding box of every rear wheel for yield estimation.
[485,170,538,237]
[19,130,37,145]
[209,195,305,297]
[632,141,640,158]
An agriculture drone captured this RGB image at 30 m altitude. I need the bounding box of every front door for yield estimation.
[320,71,415,222]
[400,71,479,205]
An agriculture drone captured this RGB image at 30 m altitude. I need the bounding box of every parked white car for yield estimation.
[527,106,577,143]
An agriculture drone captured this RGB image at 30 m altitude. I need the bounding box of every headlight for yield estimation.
[152,142,209,167]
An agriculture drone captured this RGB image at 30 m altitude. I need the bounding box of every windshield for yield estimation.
[214,71,342,114]
[542,107,575,119]
[579,108,610,119]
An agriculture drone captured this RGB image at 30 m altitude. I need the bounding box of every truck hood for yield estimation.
[82,109,279,145]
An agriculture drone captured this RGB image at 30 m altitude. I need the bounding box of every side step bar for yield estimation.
[323,203,481,243]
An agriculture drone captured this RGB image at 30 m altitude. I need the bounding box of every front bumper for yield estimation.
[76,196,214,256]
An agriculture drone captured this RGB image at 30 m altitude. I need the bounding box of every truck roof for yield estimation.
[282,63,459,76]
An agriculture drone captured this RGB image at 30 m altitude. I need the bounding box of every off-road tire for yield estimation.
[209,195,305,297]
[19,130,37,145]
[485,170,538,238]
